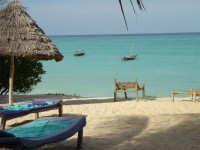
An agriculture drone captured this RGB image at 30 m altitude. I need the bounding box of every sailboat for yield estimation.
[121,44,137,60]
[121,55,137,60]
[74,50,85,56]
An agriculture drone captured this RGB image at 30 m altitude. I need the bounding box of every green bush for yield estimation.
[0,56,46,95]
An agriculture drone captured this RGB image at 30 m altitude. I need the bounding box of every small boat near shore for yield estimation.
[121,55,137,60]
[74,50,85,56]
[122,44,137,60]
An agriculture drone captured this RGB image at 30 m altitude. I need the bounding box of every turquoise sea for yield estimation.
[31,33,200,98]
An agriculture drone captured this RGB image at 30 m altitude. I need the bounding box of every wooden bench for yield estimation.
[172,89,200,102]
[114,79,145,102]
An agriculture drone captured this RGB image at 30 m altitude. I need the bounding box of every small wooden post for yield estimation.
[124,91,127,99]
[35,112,39,119]
[193,92,197,103]
[0,116,7,130]
[114,79,117,102]
[77,129,83,149]
[9,56,14,105]
[191,94,194,101]
[136,91,139,101]
[172,91,175,102]
[59,105,63,117]
[114,91,117,102]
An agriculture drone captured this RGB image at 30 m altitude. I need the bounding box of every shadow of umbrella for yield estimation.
[0,0,63,105]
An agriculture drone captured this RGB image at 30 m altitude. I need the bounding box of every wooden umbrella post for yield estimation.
[9,55,14,105]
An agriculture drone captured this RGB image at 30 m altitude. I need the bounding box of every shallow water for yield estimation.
[31,33,200,97]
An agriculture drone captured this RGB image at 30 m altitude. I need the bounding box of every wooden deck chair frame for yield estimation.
[172,89,200,102]
[114,79,145,102]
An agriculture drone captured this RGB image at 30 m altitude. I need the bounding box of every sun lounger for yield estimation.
[0,116,86,149]
[0,99,63,130]
[172,89,200,102]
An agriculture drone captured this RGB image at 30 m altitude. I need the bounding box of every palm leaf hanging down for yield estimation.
[118,0,145,30]
[0,0,145,30]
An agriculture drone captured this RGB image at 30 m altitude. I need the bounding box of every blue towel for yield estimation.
[3,101,54,111]
[3,103,32,110]
[5,119,72,138]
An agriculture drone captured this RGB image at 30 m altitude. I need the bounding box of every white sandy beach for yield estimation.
[1,95,200,150]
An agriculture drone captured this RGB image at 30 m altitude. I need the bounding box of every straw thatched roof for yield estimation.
[0,0,63,62]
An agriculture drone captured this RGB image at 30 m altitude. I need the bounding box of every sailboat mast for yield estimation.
[131,43,134,55]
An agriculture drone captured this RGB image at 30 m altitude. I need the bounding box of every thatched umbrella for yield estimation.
[0,0,64,105]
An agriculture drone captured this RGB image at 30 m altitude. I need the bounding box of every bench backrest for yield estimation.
[114,79,138,90]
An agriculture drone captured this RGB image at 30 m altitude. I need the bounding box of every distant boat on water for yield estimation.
[74,50,85,56]
[121,44,137,61]
[121,55,137,60]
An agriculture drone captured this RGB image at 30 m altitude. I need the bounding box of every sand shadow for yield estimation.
[36,115,149,150]
[61,97,136,106]
[130,113,200,150]
[32,113,200,150]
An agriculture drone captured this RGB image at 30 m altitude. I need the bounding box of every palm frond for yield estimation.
[119,0,145,30]
[129,0,137,15]
[137,0,146,11]
[118,0,129,30]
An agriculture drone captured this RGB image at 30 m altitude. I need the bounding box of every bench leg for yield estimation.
[193,93,196,103]
[124,91,127,99]
[142,89,145,98]
[136,91,139,101]
[172,91,175,102]
[59,105,63,117]
[77,128,83,149]
[0,116,6,130]
[191,94,194,101]
[114,92,117,102]
[35,112,39,119]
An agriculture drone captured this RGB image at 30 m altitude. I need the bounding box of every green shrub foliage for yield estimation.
[0,56,46,95]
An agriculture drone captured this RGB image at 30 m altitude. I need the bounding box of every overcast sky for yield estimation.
[21,0,200,35]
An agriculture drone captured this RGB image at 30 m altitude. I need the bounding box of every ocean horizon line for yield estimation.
[48,32,200,37]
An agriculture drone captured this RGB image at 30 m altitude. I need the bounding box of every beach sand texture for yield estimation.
[1,95,200,150]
